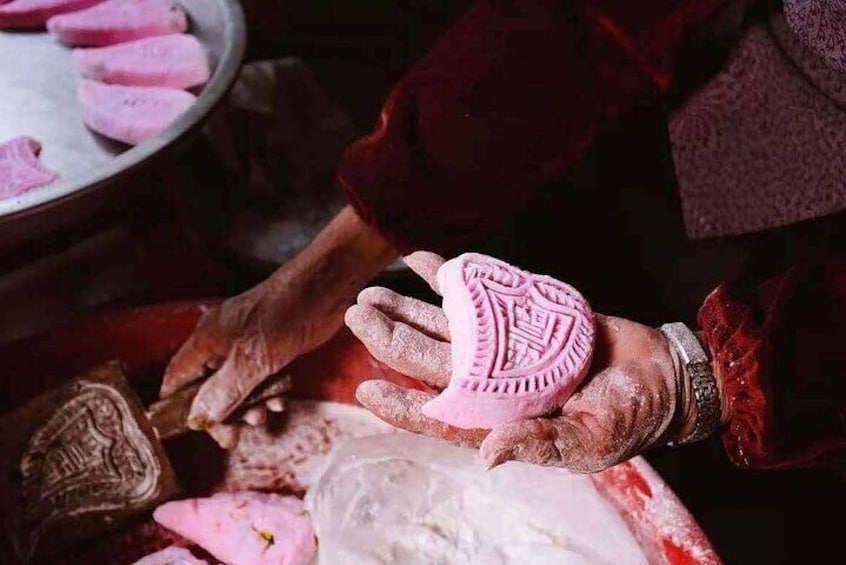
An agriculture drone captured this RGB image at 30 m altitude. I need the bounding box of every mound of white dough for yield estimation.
[305,433,647,565]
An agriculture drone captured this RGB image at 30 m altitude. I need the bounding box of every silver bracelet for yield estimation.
[659,322,721,445]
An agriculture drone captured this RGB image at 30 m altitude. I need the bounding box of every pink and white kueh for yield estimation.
[423,253,596,429]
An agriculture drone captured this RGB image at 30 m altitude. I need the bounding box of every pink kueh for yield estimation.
[78,80,196,146]
[153,491,316,565]
[72,34,210,89]
[0,0,104,30]
[47,0,187,47]
[0,136,58,200]
[423,253,595,430]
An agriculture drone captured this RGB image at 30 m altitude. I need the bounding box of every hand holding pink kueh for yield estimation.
[423,253,595,429]
[348,252,691,472]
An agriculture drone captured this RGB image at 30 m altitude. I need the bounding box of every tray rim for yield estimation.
[0,0,247,222]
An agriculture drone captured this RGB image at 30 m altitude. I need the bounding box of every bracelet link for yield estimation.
[659,323,721,445]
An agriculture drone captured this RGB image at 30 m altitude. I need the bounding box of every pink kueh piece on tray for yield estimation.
[79,80,196,146]
[0,0,103,29]
[423,253,596,429]
[47,0,187,47]
[153,491,316,565]
[131,545,208,565]
[73,34,210,89]
[0,136,58,200]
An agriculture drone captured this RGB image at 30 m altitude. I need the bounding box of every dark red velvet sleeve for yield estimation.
[699,263,846,469]
[338,0,725,254]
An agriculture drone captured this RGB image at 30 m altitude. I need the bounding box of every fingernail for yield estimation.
[480,445,513,470]
[192,393,229,426]
[219,436,237,450]
[188,414,210,431]
[266,398,285,412]
[356,287,377,305]
[344,305,361,329]
[244,409,265,426]
[354,380,384,406]
[208,423,240,449]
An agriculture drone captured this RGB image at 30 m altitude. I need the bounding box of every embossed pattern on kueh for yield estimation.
[423,253,596,429]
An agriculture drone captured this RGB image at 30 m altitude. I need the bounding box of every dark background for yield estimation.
[2,3,843,563]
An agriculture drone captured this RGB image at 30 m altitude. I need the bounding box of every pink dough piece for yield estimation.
[47,0,186,46]
[79,80,195,145]
[0,0,103,29]
[0,136,58,200]
[72,34,210,89]
[422,253,596,429]
[131,545,208,565]
[153,492,316,565]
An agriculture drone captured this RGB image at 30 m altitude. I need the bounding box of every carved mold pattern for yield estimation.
[19,382,161,548]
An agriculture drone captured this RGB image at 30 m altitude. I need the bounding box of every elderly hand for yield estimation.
[161,206,397,448]
[346,252,718,473]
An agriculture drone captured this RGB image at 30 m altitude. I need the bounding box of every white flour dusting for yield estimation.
[305,433,648,565]
[223,401,394,494]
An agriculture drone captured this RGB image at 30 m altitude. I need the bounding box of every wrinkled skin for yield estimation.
[161,270,339,447]
[161,206,397,447]
[347,252,718,473]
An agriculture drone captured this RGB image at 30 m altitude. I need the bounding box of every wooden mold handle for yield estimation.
[145,373,292,440]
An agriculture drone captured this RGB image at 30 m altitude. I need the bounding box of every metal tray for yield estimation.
[0,0,246,241]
